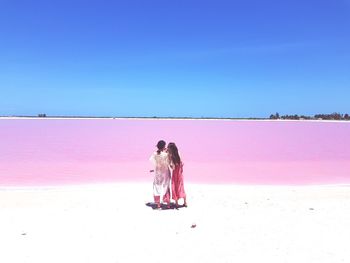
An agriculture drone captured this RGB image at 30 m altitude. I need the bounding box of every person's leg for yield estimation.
[154,196,161,208]
[183,197,187,207]
[164,190,171,208]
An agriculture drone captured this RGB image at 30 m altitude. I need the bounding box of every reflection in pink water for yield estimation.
[0,119,349,186]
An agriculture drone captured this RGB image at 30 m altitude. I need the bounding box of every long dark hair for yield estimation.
[167,142,181,165]
[156,140,166,154]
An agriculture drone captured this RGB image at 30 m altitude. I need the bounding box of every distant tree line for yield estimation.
[270,112,350,120]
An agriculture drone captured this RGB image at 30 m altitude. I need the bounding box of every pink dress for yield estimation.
[171,162,186,201]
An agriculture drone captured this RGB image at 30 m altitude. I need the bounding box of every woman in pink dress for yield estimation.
[149,140,171,209]
[167,142,187,208]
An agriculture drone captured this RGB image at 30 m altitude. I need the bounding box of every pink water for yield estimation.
[0,119,349,186]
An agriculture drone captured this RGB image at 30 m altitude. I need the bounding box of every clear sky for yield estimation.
[1,0,349,117]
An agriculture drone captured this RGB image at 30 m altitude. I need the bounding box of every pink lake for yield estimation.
[0,119,349,186]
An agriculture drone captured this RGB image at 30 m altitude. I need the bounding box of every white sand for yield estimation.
[1,183,350,263]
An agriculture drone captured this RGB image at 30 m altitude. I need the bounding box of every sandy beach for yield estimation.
[1,183,350,263]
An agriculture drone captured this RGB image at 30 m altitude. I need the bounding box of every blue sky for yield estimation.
[1,0,349,117]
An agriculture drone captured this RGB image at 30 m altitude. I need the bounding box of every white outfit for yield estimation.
[149,151,171,202]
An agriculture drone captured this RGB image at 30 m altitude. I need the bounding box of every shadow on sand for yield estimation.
[145,202,187,210]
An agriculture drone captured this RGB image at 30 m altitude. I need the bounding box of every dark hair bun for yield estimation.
[156,140,166,154]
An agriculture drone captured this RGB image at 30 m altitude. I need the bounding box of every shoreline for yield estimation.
[1,116,350,123]
[1,181,350,192]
